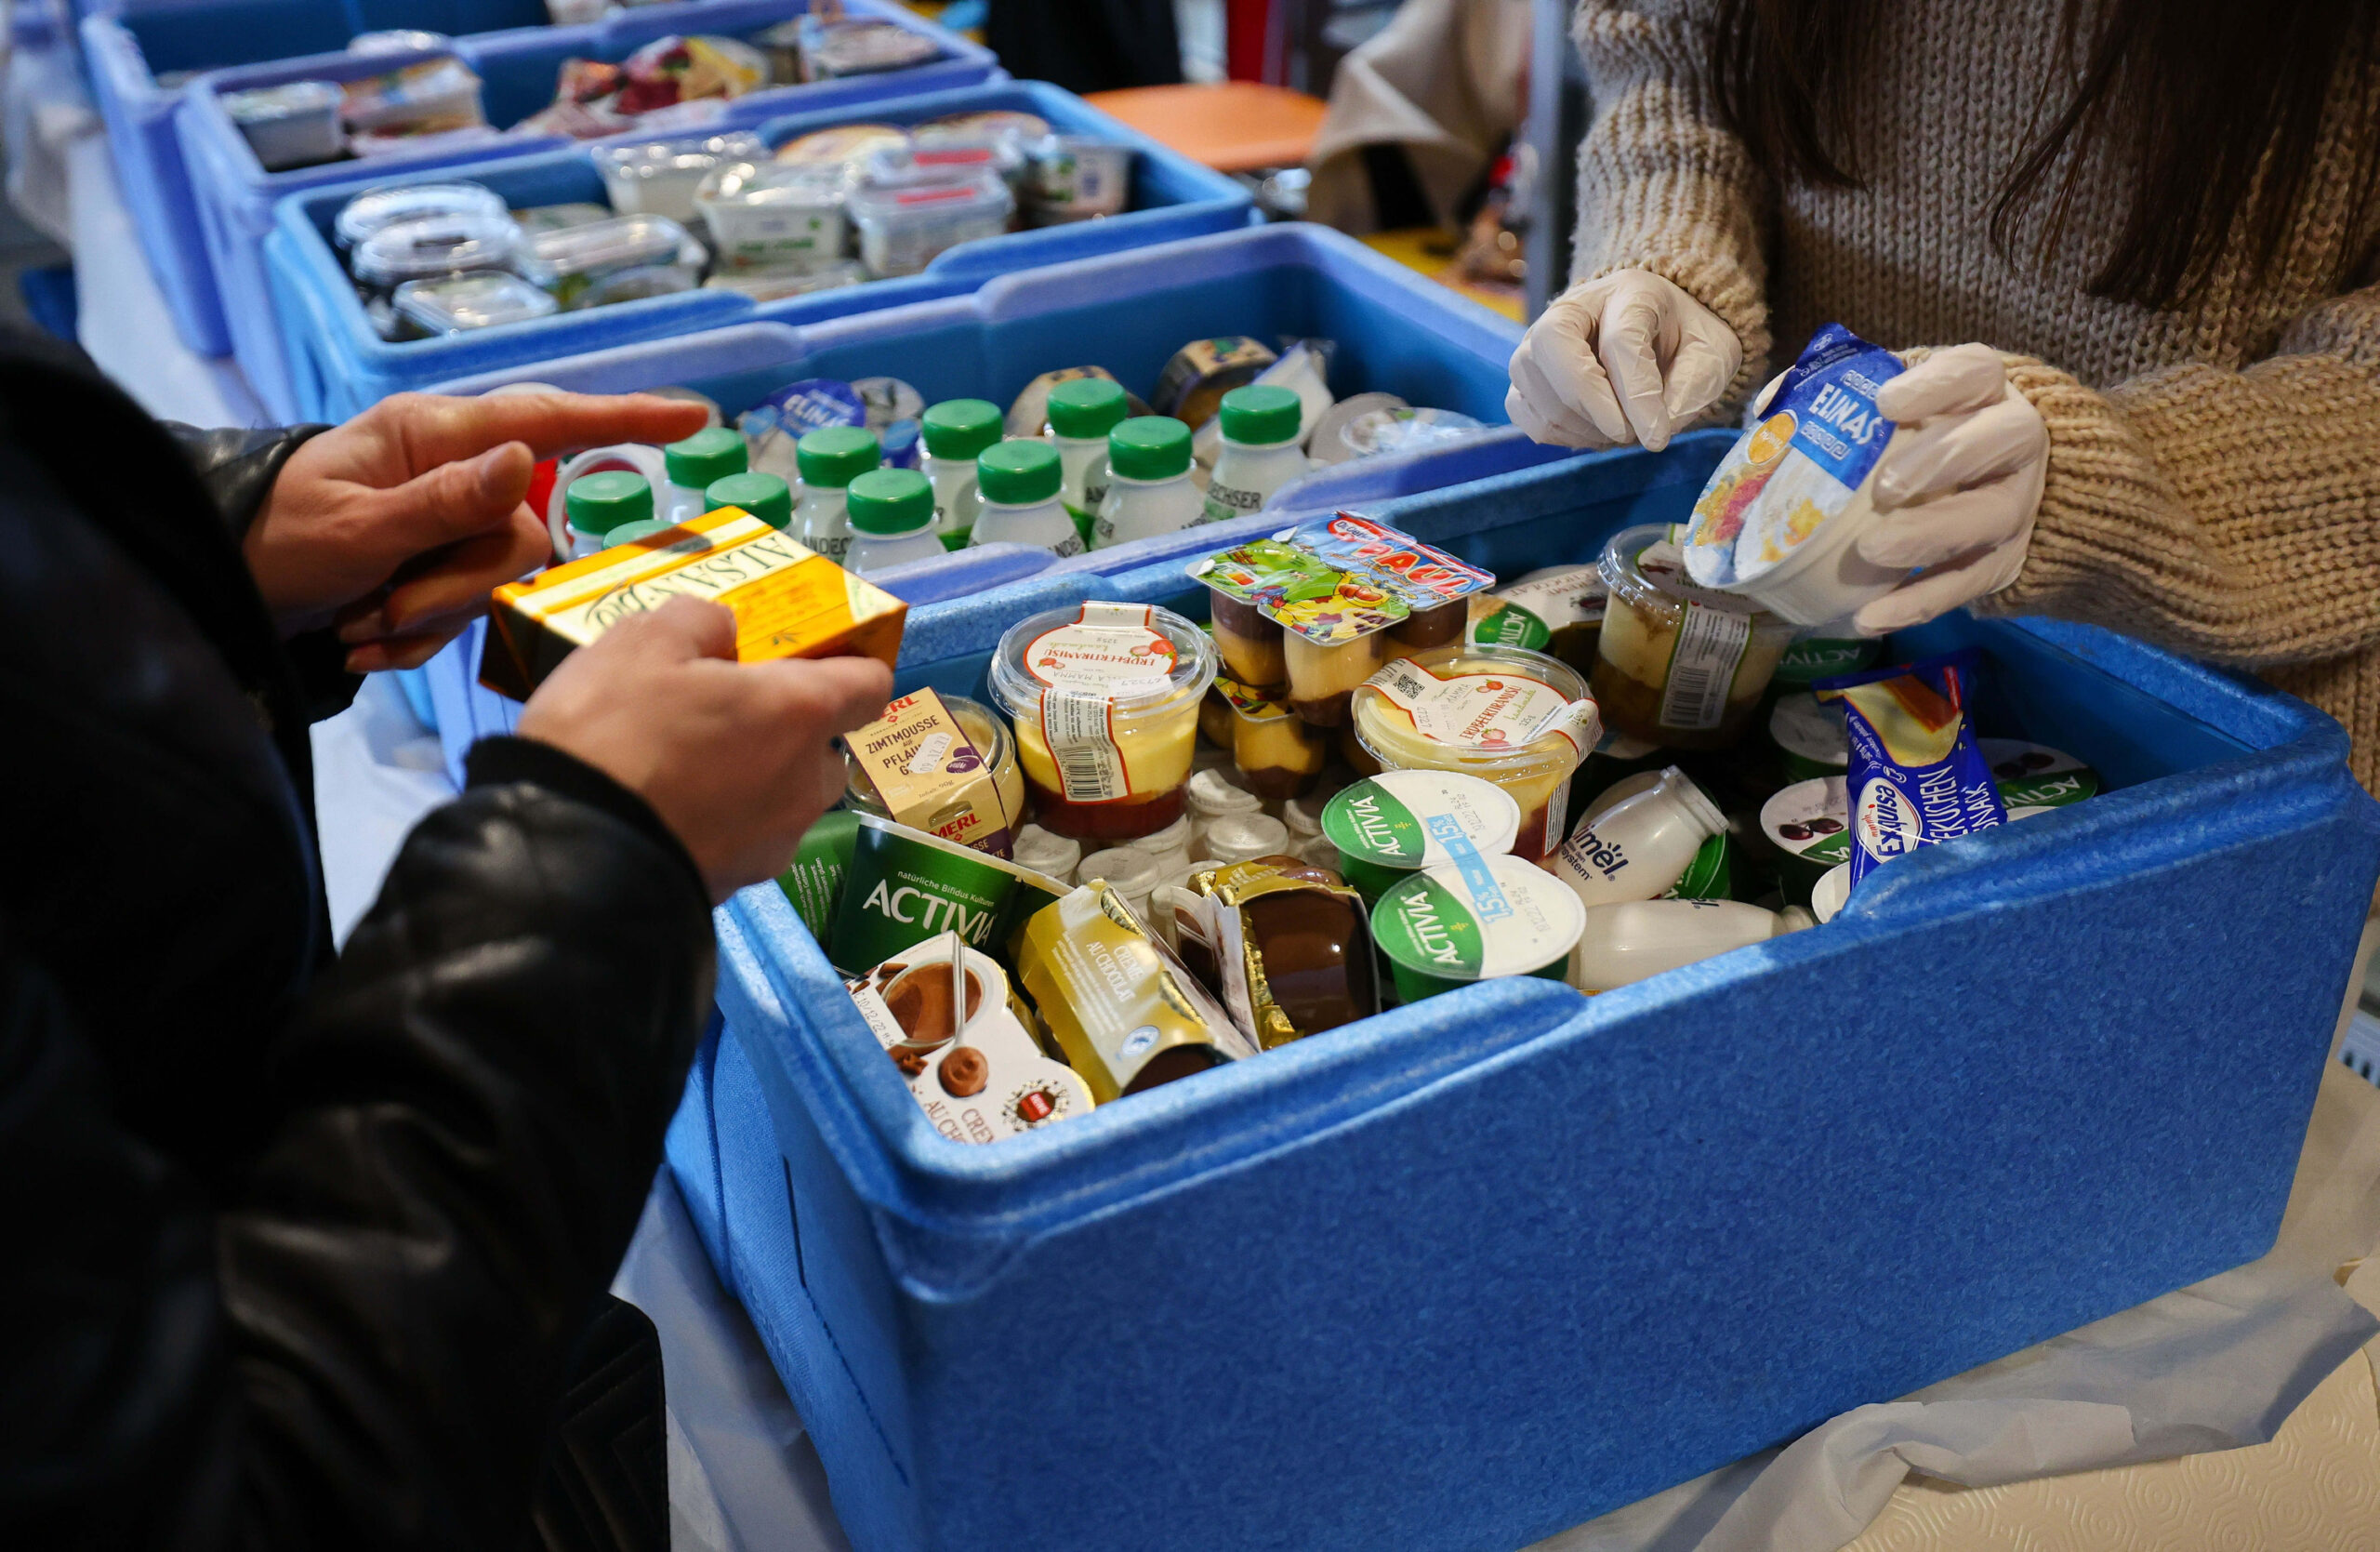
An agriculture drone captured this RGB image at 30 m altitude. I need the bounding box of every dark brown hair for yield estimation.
[1704,0,2380,308]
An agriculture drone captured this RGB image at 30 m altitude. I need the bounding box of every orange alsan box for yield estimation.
[479,506,906,697]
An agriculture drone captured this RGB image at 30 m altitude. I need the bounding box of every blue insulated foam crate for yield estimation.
[176,0,995,417]
[428,222,1540,595]
[84,0,555,354]
[696,443,2380,1552]
[267,81,1252,421]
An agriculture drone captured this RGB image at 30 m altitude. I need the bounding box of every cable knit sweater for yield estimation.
[1569,0,2380,791]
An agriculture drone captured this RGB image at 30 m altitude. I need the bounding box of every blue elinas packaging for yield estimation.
[1685,323,1903,590]
[1815,648,2007,887]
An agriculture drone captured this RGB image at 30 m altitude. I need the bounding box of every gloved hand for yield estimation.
[1852,344,2049,635]
[1506,269,1743,452]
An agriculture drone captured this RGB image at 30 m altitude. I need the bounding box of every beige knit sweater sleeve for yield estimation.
[1567,0,1773,407]
[1981,297,2380,678]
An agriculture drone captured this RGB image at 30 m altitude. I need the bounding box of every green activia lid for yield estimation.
[664,425,746,489]
[1218,383,1302,446]
[564,471,653,535]
[1323,770,1520,878]
[1107,415,1192,481]
[919,398,1003,461]
[977,438,1062,505]
[796,425,880,489]
[1046,377,1129,440]
[846,467,934,536]
[1369,854,1584,986]
[707,471,793,529]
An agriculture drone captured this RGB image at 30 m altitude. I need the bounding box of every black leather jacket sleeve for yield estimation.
[0,756,715,1548]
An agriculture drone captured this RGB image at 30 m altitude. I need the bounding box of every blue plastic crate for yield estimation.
[171,0,995,416]
[265,81,1253,422]
[429,222,1554,592]
[677,443,2380,1552]
[84,0,555,355]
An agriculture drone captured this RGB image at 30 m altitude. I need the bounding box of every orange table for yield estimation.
[1083,82,1329,173]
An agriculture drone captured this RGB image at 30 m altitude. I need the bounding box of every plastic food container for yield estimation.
[847,170,1014,277]
[694,162,850,272]
[347,30,449,55]
[841,695,1025,836]
[592,132,767,222]
[339,57,483,137]
[774,124,909,171]
[517,215,695,309]
[392,272,558,336]
[1322,771,1521,902]
[1593,524,1797,750]
[1026,137,1132,223]
[801,18,943,78]
[1369,852,1586,1003]
[700,263,866,300]
[986,603,1218,842]
[222,81,342,172]
[351,213,522,339]
[1350,643,1599,860]
[334,181,505,255]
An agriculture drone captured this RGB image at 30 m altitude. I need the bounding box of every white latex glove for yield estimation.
[1506,269,1743,452]
[1851,343,2049,635]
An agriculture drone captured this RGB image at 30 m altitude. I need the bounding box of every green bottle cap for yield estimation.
[664,425,746,489]
[706,471,793,529]
[796,425,880,489]
[1218,383,1302,446]
[1106,415,1193,482]
[846,467,935,537]
[976,438,1062,505]
[603,517,675,545]
[564,471,653,535]
[919,398,1003,461]
[1045,377,1129,440]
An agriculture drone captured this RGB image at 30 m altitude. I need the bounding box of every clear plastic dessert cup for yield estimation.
[987,604,1217,842]
[1593,524,1797,750]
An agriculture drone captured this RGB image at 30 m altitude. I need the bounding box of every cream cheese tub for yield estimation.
[1349,643,1600,859]
[987,603,1216,842]
[1370,852,1586,1003]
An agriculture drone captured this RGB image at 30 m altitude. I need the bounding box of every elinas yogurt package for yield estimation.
[1684,324,1911,626]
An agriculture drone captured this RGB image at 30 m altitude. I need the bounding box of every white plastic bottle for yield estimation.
[1045,377,1130,549]
[792,425,879,564]
[660,425,747,525]
[547,443,668,559]
[704,471,793,530]
[919,397,1001,550]
[1093,415,1204,549]
[1200,384,1309,525]
[562,471,654,558]
[968,439,1079,556]
[1553,767,1729,910]
[1570,899,1814,992]
[842,467,948,574]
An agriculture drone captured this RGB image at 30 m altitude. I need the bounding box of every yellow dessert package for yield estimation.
[480,506,906,696]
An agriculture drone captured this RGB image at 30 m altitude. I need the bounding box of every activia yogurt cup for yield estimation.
[1348,643,1600,859]
[987,602,1217,842]
[1370,852,1587,1003]
[1321,769,1521,901]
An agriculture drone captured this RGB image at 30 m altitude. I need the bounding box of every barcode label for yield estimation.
[1659,603,1752,731]
[1041,687,1128,803]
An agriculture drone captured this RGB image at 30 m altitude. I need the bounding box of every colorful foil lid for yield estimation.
[1188,513,1494,647]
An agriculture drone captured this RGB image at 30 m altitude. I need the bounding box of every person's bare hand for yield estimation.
[515,596,893,901]
[244,390,710,671]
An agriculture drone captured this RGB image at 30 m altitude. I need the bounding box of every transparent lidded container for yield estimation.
[517,215,696,309]
[1024,137,1133,223]
[986,604,1218,842]
[694,160,851,272]
[1350,642,1594,860]
[333,180,504,254]
[847,169,1014,277]
[591,131,767,222]
[351,212,522,338]
[1593,524,1797,750]
[840,694,1026,836]
[392,272,559,334]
